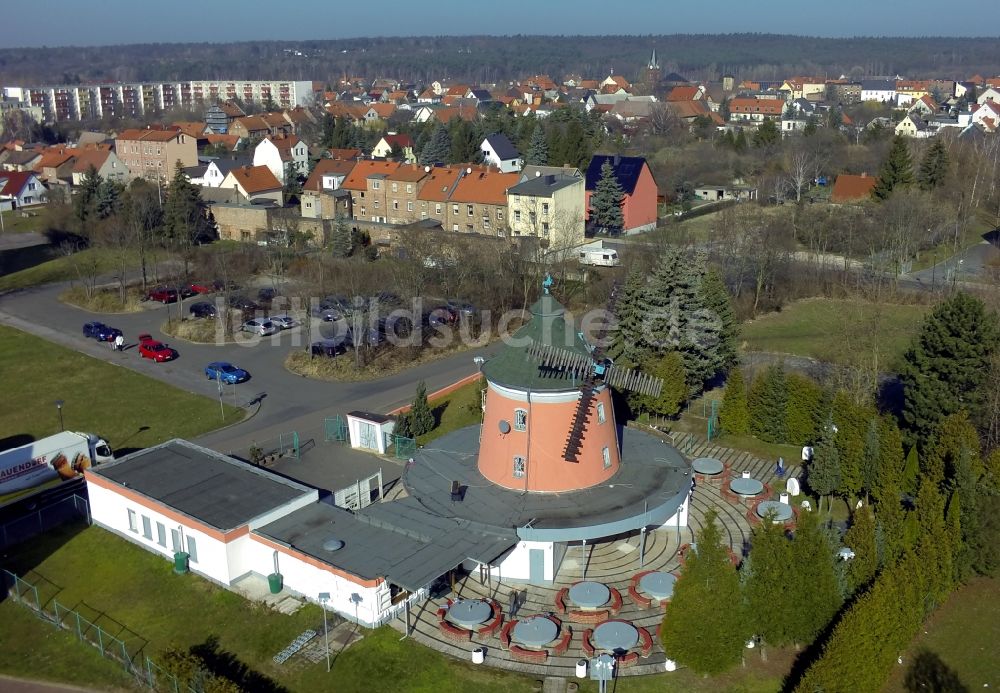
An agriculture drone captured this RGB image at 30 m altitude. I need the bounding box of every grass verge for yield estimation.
[285,340,483,383]
[0,247,126,293]
[0,325,240,453]
[741,297,930,370]
[161,317,230,344]
[416,377,484,445]
[59,285,147,313]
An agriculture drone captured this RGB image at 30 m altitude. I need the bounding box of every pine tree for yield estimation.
[329,215,352,258]
[449,120,478,164]
[901,446,921,497]
[74,164,103,228]
[843,503,879,593]
[698,267,739,371]
[408,381,435,436]
[95,178,123,219]
[900,292,1000,447]
[525,124,549,166]
[917,138,950,191]
[871,135,914,200]
[876,481,907,565]
[808,423,840,510]
[748,365,788,443]
[753,119,779,148]
[283,161,303,198]
[162,163,212,245]
[607,270,648,367]
[785,509,843,645]
[590,160,625,232]
[661,510,748,674]
[419,125,451,165]
[784,373,823,445]
[719,367,750,435]
[628,351,687,417]
[871,415,905,503]
[743,518,795,645]
[830,390,867,499]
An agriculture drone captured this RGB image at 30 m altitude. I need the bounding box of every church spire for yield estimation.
[648,48,659,70]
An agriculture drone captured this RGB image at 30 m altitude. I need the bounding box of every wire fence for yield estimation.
[3,569,196,692]
[0,493,90,552]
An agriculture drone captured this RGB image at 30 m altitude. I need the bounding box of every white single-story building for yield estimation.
[347,411,396,454]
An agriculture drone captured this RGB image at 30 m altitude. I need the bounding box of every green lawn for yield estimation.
[908,209,997,272]
[0,325,240,454]
[0,209,46,234]
[0,246,126,292]
[741,298,930,370]
[417,377,485,445]
[884,577,1000,691]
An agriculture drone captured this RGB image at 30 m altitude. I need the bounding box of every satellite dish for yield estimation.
[322,538,345,552]
[498,420,511,434]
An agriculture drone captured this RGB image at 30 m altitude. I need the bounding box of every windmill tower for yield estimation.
[477,277,662,493]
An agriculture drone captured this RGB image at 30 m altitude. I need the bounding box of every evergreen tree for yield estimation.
[95,178,123,219]
[901,446,921,497]
[830,390,868,499]
[607,270,648,367]
[876,481,907,565]
[808,423,840,510]
[719,367,750,436]
[408,381,435,436]
[733,129,749,152]
[900,292,1000,448]
[843,503,878,593]
[871,135,914,200]
[784,373,823,445]
[661,510,748,674]
[329,215,353,258]
[283,161,303,199]
[785,509,843,645]
[743,518,795,645]
[449,120,478,164]
[698,267,739,371]
[628,351,687,417]
[524,124,549,166]
[915,477,953,605]
[917,138,950,191]
[561,118,588,169]
[752,119,779,148]
[419,125,451,165]
[393,411,412,439]
[871,415,905,503]
[748,365,788,443]
[162,163,212,245]
[74,164,103,228]
[590,160,625,232]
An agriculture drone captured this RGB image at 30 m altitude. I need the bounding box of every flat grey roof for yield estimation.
[403,425,691,541]
[256,498,515,592]
[508,175,581,197]
[91,439,315,531]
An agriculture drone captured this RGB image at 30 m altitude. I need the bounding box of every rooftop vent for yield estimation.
[322,538,345,552]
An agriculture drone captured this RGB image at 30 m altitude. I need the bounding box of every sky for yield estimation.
[8,0,999,47]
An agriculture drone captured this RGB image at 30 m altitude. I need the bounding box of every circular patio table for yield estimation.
[568,581,611,608]
[592,621,639,652]
[692,457,724,475]
[512,616,558,648]
[639,571,677,601]
[446,599,492,628]
[756,500,794,522]
[730,477,764,497]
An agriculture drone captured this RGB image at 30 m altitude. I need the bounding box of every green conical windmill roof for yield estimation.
[481,293,594,392]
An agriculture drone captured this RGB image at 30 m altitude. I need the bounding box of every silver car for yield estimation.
[268,315,298,330]
[241,319,278,336]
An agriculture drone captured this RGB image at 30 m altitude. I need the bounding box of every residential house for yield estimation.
[665,85,705,101]
[520,164,582,181]
[219,165,283,204]
[253,134,308,184]
[584,155,658,234]
[693,184,757,202]
[977,87,1000,105]
[908,95,938,117]
[779,77,827,101]
[205,133,242,153]
[371,133,415,162]
[183,163,208,186]
[0,171,47,207]
[480,134,522,173]
[972,101,1000,132]
[826,80,862,104]
[415,165,463,225]
[300,158,355,219]
[115,128,197,181]
[341,160,402,222]
[830,173,876,203]
[71,148,129,186]
[228,113,294,140]
[382,165,430,225]
[33,148,77,185]
[727,97,785,122]
[600,75,632,92]
[860,80,896,103]
[204,102,245,134]
[507,172,586,253]
[895,80,931,107]
[0,149,42,172]
[201,157,252,188]
[445,168,518,236]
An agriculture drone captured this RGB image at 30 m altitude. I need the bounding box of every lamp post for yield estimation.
[318,592,331,673]
[55,400,65,432]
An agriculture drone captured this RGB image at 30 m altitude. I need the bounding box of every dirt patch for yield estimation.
[60,286,146,313]
[160,318,235,344]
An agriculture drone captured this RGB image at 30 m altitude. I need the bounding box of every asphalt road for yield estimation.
[908,240,1000,286]
[0,280,496,458]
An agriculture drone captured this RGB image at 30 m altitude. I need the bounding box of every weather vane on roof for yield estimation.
[542,273,553,295]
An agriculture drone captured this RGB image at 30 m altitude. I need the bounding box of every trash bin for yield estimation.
[779,492,790,505]
[471,648,484,664]
[268,572,283,594]
[664,658,677,672]
[173,552,189,575]
[575,659,588,678]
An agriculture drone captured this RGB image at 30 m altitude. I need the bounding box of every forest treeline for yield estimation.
[3,34,1000,88]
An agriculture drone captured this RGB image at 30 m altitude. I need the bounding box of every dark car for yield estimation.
[310,339,349,357]
[425,305,457,327]
[189,301,218,319]
[82,321,122,342]
[446,299,476,317]
[228,295,259,311]
[213,279,240,292]
[257,287,278,302]
[147,286,179,304]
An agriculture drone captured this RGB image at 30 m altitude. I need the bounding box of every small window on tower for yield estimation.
[602,446,611,469]
[597,402,606,424]
[514,409,527,431]
[513,456,526,478]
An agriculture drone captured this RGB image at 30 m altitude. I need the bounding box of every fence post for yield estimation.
[146,656,155,689]
[31,584,40,612]
[11,572,22,600]
[121,639,130,669]
[97,625,105,656]
[76,611,83,640]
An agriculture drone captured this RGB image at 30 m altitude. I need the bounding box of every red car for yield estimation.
[147,286,179,304]
[187,281,214,295]
[137,334,178,362]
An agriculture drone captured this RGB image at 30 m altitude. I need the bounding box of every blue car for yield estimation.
[83,321,122,342]
[204,361,250,384]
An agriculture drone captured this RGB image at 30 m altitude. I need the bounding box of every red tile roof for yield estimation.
[303,158,356,192]
[831,174,876,203]
[0,171,42,197]
[450,169,519,205]
[416,166,463,202]
[341,160,401,191]
[227,165,282,194]
[327,148,363,160]
[728,98,784,116]
[71,149,111,173]
[666,86,701,101]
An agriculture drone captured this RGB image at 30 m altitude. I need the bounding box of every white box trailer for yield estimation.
[0,431,114,507]
[579,247,620,267]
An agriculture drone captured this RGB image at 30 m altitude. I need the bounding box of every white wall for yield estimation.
[491,540,555,582]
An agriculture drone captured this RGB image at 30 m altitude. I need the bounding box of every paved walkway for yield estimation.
[388,431,800,678]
